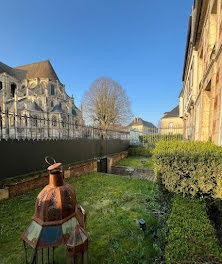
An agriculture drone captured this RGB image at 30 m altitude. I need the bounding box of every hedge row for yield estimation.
[166,195,222,263]
[128,147,152,157]
[153,141,222,198]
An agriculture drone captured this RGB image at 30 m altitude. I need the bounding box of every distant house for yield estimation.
[127,117,157,144]
[128,117,157,134]
[161,106,183,135]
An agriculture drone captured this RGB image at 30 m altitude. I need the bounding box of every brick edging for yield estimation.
[0,151,128,200]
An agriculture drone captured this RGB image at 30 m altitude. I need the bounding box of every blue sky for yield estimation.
[1,0,193,125]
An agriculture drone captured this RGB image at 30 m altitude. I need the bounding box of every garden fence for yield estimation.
[130,125,193,146]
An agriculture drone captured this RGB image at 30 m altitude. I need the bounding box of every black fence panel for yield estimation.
[0,138,129,181]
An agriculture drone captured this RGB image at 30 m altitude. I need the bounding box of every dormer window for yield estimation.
[0,81,2,90]
[50,84,55,96]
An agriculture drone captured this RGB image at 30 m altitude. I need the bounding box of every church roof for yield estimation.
[0,61,27,81]
[163,105,179,118]
[14,60,59,81]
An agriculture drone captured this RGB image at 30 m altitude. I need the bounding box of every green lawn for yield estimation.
[116,156,154,169]
[0,173,161,264]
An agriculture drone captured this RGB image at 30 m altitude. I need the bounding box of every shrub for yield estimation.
[207,198,222,246]
[128,147,153,157]
[166,195,222,264]
[153,141,222,198]
[150,185,172,263]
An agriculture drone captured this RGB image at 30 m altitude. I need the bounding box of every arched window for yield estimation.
[52,116,57,127]
[10,114,14,126]
[0,81,2,90]
[31,115,38,127]
[50,84,55,96]
[51,101,54,107]
[21,85,26,96]
[11,83,17,97]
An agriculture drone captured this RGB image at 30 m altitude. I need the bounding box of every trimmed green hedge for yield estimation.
[153,141,222,198]
[128,147,152,157]
[139,134,183,147]
[166,195,222,263]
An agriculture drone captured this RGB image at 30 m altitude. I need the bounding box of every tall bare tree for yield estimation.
[82,77,133,129]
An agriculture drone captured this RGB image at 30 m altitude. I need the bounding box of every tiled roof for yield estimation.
[0,60,59,81]
[14,60,59,81]
[163,105,179,118]
[129,118,156,128]
[0,61,27,81]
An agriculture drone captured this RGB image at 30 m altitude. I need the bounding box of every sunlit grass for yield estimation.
[116,156,154,169]
[0,173,159,264]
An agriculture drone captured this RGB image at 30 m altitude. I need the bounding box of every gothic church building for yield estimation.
[0,60,84,139]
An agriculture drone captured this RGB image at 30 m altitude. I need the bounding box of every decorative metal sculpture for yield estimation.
[22,157,88,264]
[66,225,88,264]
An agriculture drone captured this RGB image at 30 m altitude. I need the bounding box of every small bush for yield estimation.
[166,195,222,264]
[153,141,222,198]
[128,147,153,157]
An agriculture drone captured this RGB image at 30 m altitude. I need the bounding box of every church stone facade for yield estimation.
[0,60,84,139]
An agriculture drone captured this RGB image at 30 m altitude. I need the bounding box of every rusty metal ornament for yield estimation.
[21,157,87,263]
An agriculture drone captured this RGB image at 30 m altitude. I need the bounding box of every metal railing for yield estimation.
[130,126,185,146]
[0,111,130,141]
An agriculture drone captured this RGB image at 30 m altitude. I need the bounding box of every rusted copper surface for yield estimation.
[22,159,87,251]
[33,164,77,225]
[76,205,87,228]
[48,162,62,172]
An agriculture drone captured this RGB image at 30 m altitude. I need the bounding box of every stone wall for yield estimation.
[107,151,128,173]
[111,165,155,181]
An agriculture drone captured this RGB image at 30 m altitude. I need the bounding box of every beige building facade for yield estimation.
[0,60,84,139]
[129,117,157,134]
[180,0,222,145]
[161,106,183,135]
[128,117,158,144]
